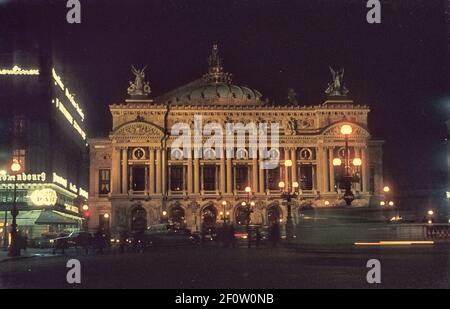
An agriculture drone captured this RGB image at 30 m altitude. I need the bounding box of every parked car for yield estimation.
[52,231,92,253]
[131,224,196,249]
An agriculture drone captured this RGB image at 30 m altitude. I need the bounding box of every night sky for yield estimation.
[1,0,449,192]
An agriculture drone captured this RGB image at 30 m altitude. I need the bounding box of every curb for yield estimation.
[0,255,36,263]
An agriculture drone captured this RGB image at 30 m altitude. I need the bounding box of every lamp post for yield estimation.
[220,201,230,225]
[0,169,8,250]
[243,186,253,248]
[8,160,22,257]
[379,186,395,208]
[332,124,361,206]
[278,159,299,240]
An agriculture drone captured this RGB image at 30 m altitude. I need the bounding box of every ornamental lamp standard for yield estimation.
[81,203,90,232]
[0,169,7,250]
[8,159,22,257]
[379,185,394,208]
[242,186,253,248]
[278,159,299,240]
[332,124,361,206]
[220,201,230,225]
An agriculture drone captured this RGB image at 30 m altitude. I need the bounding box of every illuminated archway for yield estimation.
[169,205,186,229]
[131,206,147,232]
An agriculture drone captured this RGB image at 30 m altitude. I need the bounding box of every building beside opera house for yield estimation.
[88,46,383,234]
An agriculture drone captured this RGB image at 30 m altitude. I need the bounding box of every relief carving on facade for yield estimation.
[112,121,165,142]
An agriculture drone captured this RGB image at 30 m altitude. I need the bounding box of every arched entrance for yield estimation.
[235,205,251,226]
[131,206,147,232]
[267,205,282,225]
[169,205,186,229]
[201,205,217,232]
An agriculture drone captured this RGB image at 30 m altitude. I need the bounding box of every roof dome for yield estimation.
[158,45,263,106]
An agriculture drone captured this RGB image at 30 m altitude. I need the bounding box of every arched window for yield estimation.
[267,205,282,225]
[236,148,248,160]
[171,149,184,160]
[203,148,216,160]
[169,206,186,229]
[131,207,147,232]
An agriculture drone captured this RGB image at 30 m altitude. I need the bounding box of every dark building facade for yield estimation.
[0,36,88,242]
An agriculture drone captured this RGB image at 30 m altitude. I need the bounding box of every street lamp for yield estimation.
[278,159,298,240]
[220,201,230,224]
[380,185,394,208]
[8,159,22,257]
[242,186,253,248]
[332,124,360,206]
[1,169,8,250]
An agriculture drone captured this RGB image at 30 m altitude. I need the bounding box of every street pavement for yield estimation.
[0,243,448,289]
[0,207,448,289]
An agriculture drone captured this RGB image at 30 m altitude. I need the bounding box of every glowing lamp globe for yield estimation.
[245,186,252,193]
[285,160,293,167]
[82,204,89,211]
[103,213,110,219]
[11,160,21,173]
[332,158,342,166]
[353,158,362,167]
[340,125,353,135]
[380,201,386,206]
[292,181,299,188]
[278,181,285,189]
[383,186,390,193]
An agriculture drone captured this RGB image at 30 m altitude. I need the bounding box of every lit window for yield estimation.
[203,165,217,191]
[12,149,26,171]
[235,165,249,191]
[99,169,111,195]
[170,165,185,191]
[267,168,280,190]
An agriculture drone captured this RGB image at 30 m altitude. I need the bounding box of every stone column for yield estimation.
[284,148,290,186]
[162,148,167,194]
[121,147,128,194]
[252,157,258,193]
[258,159,265,194]
[187,155,193,194]
[220,152,226,194]
[291,148,297,184]
[156,148,162,194]
[194,158,200,194]
[111,146,120,194]
[328,147,335,192]
[226,157,233,194]
[362,146,370,193]
[149,149,155,194]
[317,144,327,193]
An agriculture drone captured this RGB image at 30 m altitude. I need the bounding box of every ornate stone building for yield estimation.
[88,45,383,233]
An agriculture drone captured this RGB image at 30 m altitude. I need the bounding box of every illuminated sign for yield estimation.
[52,172,68,188]
[30,189,58,206]
[64,203,80,214]
[0,65,40,76]
[52,67,85,121]
[53,98,87,140]
[79,187,89,199]
[0,172,46,182]
[52,68,64,91]
[69,183,78,194]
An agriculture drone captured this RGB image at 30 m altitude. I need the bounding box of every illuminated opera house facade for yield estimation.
[88,46,384,233]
